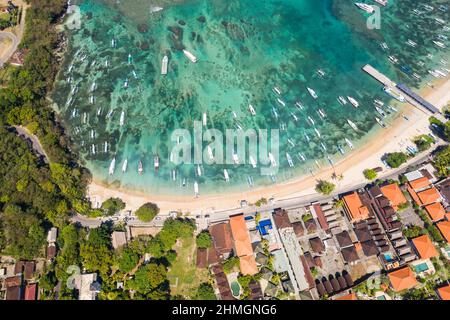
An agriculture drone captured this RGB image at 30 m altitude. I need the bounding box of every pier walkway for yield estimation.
[362,64,441,115]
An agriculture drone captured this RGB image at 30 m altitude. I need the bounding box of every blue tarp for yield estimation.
[258,219,273,236]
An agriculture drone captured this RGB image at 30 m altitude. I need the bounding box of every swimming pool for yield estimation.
[414,262,429,273]
[231,281,241,297]
[384,253,394,262]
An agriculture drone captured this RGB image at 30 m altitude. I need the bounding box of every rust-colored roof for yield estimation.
[209,222,233,256]
[229,214,254,257]
[24,283,37,300]
[335,292,358,300]
[417,187,441,206]
[412,234,438,259]
[313,204,329,231]
[408,177,431,191]
[388,267,418,292]
[438,285,450,300]
[424,202,446,222]
[273,209,292,229]
[407,185,422,206]
[239,255,258,276]
[437,221,450,244]
[342,192,370,221]
[380,183,407,210]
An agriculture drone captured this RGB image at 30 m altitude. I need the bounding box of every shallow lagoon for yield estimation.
[52,0,449,195]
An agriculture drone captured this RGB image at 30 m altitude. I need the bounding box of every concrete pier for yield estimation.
[362,64,440,115]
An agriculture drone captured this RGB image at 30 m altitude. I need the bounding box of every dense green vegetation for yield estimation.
[196,231,212,249]
[433,145,450,177]
[135,202,160,222]
[363,168,377,180]
[193,283,216,300]
[0,0,91,260]
[385,152,408,168]
[315,180,335,195]
[101,197,126,216]
[413,134,434,152]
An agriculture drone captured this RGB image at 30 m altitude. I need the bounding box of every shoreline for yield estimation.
[88,76,450,213]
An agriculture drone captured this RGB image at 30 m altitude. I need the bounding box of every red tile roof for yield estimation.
[417,187,441,206]
[412,234,438,259]
[335,292,358,300]
[437,221,450,244]
[342,192,370,222]
[229,214,257,276]
[380,183,407,210]
[424,202,446,222]
[438,285,450,300]
[409,177,431,191]
[388,267,418,292]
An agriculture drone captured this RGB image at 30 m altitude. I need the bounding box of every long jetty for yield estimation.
[362,64,440,115]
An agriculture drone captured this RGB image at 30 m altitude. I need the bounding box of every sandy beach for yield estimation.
[88,77,450,214]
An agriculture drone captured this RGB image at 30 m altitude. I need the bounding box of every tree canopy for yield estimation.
[135,202,160,222]
[315,180,335,195]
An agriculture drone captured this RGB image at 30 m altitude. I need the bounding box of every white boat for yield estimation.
[109,158,116,176]
[150,5,164,13]
[89,95,95,104]
[154,156,160,172]
[338,96,347,105]
[249,155,257,168]
[123,78,129,88]
[104,141,108,153]
[373,0,388,6]
[327,155,334,166]
[90,82,96,92]
[380,42,389,50]
[203,112,207,126]
[286,153,294,167]
[249,104,256,116]
[412,72,421,80]
[295,101,304,110]
[429,70,440,78]
[388,55,398,64]
[374,99,384,107]
[317,69,326,77]
[277,98,286,107]
[435,17,445,25]
[271,107,279,119]
[304,132,311,142]
[406,40,417,47]
[122,159,128,173]
[161,55,169,75]
[345,138,354,150]
[314,128,321,138]
[347,119,359,131]
[307,116,315,126]
[91,144,96,155]
[338,145,345,155]
[347,96,359,108]
[307,87,318,99]
[120,111,125,126]
[387,105,398,112]
[375,106,386,118]
[268,152,277,167]
[111,38,116,48]
[318,109,326,119]
[247,176,254,188]
[298,153,306,162]
[273,87,282,95]
[183,50,198,63]
[433,41,446,49]
[355,2,375,13]
[232,111,238,119]
[383,86,405,102]
[290,112,298,122]
[194,181,199,197]
[224,169,230,182]
[197,165,202,176]
[287,138,296,147]
[171,169,177,181]
[375,117,386,128]
[320,142,327,152]
[138,161,143,175]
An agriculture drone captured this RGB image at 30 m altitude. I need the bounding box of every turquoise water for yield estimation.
[52,0,450,195]
[414,262,429,273]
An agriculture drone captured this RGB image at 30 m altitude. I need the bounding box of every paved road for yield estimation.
[14,126,49,163]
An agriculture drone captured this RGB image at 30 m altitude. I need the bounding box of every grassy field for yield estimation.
[167,235,211,299]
